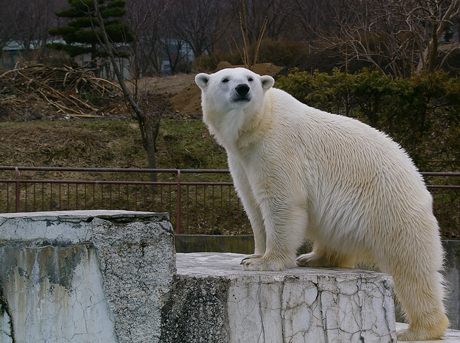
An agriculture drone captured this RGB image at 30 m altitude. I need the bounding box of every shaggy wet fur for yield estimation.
[196,68,448,340]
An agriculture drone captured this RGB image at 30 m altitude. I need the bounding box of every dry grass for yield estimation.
[0,63,125,120]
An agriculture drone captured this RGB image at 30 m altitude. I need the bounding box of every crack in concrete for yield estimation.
[280,278,286,342]
[257,279,266,343]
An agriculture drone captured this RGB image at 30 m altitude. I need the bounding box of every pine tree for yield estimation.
[47,0,133,60]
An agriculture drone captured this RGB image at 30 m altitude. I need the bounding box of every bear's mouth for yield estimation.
[233,95,252,103]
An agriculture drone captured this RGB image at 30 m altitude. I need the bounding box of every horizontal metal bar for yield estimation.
[0,179,178,185]
[1,166,459,176]
[421,172,460,177]
[0,179,235,186]
[1,166,458,238]
[0,166,230,174]
[2,179,458,189]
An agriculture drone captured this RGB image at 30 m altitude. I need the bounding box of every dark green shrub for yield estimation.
[193,39,307,72]
[255,39,308,66]
[194,53,224,73]
[276,69,460,171]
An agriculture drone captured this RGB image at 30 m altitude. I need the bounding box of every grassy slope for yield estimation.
[0,118,228,178]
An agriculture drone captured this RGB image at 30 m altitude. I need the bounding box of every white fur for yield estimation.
[196,67,448,340]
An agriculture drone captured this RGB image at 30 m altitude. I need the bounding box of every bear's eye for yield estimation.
[222,78,229,83]
[248,77,253,82]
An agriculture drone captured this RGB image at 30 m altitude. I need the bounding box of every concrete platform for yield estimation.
[176,253,460,343]
[2,210,458,342]
[0,210,175,343]
[176,252,396,342]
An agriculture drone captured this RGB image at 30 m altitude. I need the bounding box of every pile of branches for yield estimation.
[0,63,122,118]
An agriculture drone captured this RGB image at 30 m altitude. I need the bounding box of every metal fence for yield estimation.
[0,167,459,238]
[0,167,250,235]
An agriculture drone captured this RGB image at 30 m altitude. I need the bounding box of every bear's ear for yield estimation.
[261,75,275,90]
[195,73,210,90]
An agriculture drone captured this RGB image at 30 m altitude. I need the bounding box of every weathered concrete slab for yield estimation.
[3,212,459,342]
[0,210,167,244]
[170,252,397,343]
[0,210,175,343]
[0,243,117,343]
[176,236,460,332]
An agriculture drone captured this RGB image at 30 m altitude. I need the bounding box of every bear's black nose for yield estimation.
[236,84,250,96]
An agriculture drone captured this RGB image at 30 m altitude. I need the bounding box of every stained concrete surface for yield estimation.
[175,252,397,342]
[177,253,460,343]
[0,210,175,343]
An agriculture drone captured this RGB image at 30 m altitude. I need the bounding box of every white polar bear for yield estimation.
[195,67,448,341]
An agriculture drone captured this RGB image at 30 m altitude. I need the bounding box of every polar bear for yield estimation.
[195,67,448,341]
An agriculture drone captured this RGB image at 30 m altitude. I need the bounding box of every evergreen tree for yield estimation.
[47,0,133,60]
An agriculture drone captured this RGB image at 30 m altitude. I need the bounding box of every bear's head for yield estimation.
[195,68,274,115]
[195,68,275,149]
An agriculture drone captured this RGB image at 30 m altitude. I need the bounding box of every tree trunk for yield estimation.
[416,0,459,74]
[137,112,161,183]
[94,0,160,185]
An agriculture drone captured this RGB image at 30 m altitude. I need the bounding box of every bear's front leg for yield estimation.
[241,198,308,271]
[228,155,267,258]
[241,253,294,271]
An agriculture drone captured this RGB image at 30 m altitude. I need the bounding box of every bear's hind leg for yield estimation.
[296,245,356,268]
[378,232,448,341]
[392,269,448,341]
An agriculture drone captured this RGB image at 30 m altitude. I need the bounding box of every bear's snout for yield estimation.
[236,84,250,96]
[233,83,252,103]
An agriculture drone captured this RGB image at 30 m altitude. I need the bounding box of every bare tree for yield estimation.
[235,0,297,43]
[325,0,407,75]
[123,0,171,79]
[290,0,323,49]
[92,0,163,183]
[0,0,66,59]
[165,0,234,58]
[408,0,460,73]
[0,0,18,51]
[290,0,354,51]
[161,33,192,74]
[319,0,460,75]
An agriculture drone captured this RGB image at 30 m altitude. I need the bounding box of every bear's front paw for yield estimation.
[241,254,263,262]
[240,256,292,271]
[296,252,324,267]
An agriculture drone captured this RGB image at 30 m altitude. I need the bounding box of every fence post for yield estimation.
[15,167,20,212]
[176,170,181,234]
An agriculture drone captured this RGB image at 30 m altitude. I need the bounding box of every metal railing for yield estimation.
[0,167,459,238]
[423,172,460,239]
[0,167,250,235]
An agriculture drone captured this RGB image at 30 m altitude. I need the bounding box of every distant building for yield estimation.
[0,41,37,69]
[1,38,195,78]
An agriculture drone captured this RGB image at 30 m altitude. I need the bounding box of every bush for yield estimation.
[193,54,223,73]
[193,39,307,72]
[255,39,308,66]
[276,69,460,171]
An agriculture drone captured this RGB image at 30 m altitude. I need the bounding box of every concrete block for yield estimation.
[0,210,175,343]
[165,252,397,343]
[0,243,117,343]
[7,212,459,342]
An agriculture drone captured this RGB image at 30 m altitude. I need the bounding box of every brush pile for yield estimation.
[0,63,124,120]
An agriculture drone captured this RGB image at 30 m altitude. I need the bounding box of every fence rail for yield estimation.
[0,167,459,238]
